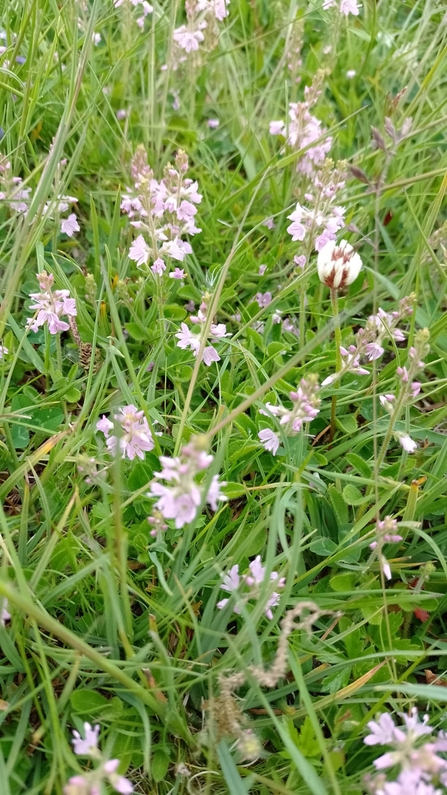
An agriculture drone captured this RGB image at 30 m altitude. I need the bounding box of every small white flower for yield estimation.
[397,434,417,454]
[317,239,363,289]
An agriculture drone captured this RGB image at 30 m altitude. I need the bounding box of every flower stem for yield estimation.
[330,288,342,441]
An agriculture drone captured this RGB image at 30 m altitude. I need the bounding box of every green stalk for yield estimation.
[330,287,342,441]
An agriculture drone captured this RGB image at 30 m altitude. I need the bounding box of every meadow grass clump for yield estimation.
[1,1,447,793]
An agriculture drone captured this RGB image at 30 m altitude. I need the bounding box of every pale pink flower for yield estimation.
[129,234,150,267]
[258,428,280,455]
[218,556,285,619]
[263,217,275,230]
[259,378,320,442]
[0,599,10,626]
[72,723,100,756]
[151,258,166,275]
[96,405,155,460]
[202,346,220,365]
[169,267,186,279]
[270,97,332,175]
[27,271,77,335]
[221,564,240,593]
[96,416,114,436]
[398,434,417,454]
[148,445,226,529]
[175,302,230,366]
[207,118,220,128]
[258,264,267,275]
[269,120,285,136]
[61,213,80,237]
[173,26,205,53]
[255,291,272,308]
[104,760,134,793]
[294,255,307,269]
[340,0,360,14]
[0,344,8,359]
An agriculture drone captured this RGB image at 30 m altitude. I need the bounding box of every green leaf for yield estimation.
[125,322,148,341]
[310,537,338,556]
[70,690,109,714]
[329,573,357,592]
[152,749,170,783]
[328,485,349,525]
[223,482,246,499]
[65,387,82,403]
[217,741,250,795]
[342,484,365,506]
[336,414,358,435]
[346,453,372,478]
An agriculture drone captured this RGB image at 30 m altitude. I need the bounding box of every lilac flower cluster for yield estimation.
[171,0,230,62]
[0,156,80,236]
[148,442,226,529]
[258,375,321,455]
[114,0,153,28]
[217,556,286,620]
[0,598,10,627]
[0,159,31,214]
[364,708,447,795]
[27,271,77,335]
[64,722,133,794]
[175,298,231,366]
[270,75,332,177]
[43,195,80,237]
[323,0,360,15]
[380,328,429,455]
[287,161,346,252]
[369,516,403,580]
[322,295,416,387]
[96,405,156,461]
[124,147,201,276]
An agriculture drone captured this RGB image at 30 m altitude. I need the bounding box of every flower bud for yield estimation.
[317,239,363,289]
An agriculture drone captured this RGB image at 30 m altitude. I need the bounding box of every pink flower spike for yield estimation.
[61,213,80,237]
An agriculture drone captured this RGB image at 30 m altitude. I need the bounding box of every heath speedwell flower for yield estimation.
[96,405,156,461]
[27,271,77,335]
